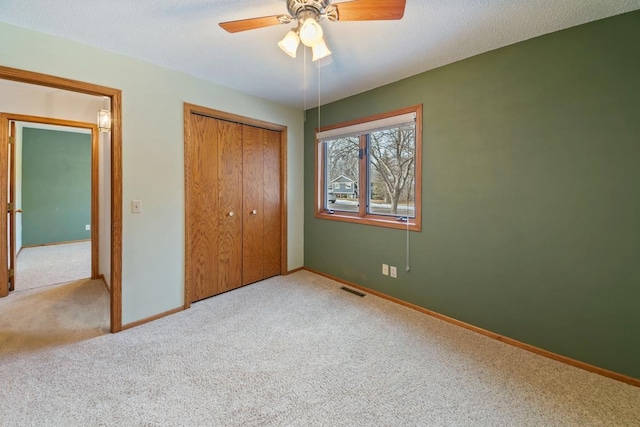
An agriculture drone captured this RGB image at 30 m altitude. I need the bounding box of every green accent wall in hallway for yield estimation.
[304,11,640,379]
[22,128,91,246]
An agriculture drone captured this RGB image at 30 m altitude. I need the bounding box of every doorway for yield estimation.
[0,65,123,332]
[7,118,98,292]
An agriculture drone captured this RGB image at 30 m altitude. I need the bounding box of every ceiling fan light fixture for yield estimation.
[299,17,323,47]
[278,30,300,58]
[312,38,331,61]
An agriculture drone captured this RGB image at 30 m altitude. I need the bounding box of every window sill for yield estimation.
[315,211,421,232]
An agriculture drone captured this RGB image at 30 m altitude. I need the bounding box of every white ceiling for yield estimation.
[1,0,640,109]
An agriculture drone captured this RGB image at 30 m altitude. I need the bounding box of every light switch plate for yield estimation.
[131,200,142,213]
[390,266,397,278]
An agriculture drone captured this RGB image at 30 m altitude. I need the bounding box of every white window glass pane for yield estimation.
[324,137,359,213]
[367,124,416,218]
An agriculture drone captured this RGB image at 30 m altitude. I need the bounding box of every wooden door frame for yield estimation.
[3,115,100,280]
[0,65,123,333]
[183,102,288,309]
[8,120,16,291]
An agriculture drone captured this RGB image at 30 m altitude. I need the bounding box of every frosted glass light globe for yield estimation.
[299,17,323,47]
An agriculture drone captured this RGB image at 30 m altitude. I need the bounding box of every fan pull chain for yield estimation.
[406,126,415,272]
[303,48,307,121]
[406,199,411,272]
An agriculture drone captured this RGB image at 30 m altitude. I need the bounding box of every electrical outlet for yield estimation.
[390,266,397,278]
[85,224,91,231]
[131,200,142,214]
[382,263,389,276]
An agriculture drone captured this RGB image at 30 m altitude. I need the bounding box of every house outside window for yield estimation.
[316,105,422,231]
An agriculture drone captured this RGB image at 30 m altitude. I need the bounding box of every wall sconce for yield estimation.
[98,109,112,132]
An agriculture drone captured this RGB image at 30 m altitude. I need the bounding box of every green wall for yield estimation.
[22,128,91,246]
[304,11,640,379]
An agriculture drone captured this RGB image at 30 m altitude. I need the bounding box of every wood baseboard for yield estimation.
[121,306,184,331]
[21,239,91,249]
[304,267,640,388]
[99,274,110,294]
[286,267,305,275]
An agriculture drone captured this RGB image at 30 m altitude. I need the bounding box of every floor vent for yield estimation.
[340,286,366,297]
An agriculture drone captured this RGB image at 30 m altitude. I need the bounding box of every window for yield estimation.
[315,105,422,231]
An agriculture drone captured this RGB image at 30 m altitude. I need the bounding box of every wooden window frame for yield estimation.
[314,105,422,231]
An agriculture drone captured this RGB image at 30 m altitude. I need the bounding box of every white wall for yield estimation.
[0,22,305,325]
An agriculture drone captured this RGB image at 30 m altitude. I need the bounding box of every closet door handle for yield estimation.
[251,209,257,215]
[228,211,234,217]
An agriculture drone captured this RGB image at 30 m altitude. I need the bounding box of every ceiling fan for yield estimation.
[219,0,407,61]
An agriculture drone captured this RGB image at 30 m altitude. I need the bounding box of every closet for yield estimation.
[185,108,283,304]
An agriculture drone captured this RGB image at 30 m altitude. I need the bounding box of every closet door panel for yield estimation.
[263,129,281,278]
[242,125,265,285]
[217,121,243,293]
[186,114,219,302]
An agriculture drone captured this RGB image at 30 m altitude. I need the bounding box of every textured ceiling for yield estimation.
[1,0,640,109]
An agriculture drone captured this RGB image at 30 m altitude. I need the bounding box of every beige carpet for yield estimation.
[0,271,638,426]
[16,241,91,291]
[0,278,109,356]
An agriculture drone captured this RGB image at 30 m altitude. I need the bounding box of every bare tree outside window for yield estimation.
[316,105,422,231]
[326,136,359,183]
[324,136,359,213]
[368,124,416,217]
[323,124,415,217]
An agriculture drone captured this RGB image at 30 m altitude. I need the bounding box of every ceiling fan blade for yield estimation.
[334,0,406,21]
[219,15,285,33]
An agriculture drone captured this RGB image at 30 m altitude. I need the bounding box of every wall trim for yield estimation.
[121,306,184,331]
[303,267,640,388]
[99,273,110,294]
[286,267,305,275]
[21,238,91,249]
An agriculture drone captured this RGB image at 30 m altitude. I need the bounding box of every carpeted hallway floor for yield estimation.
[1,240,108,356]
[16,241,92,291]
[0,278,109,356]
[1,271,639,426]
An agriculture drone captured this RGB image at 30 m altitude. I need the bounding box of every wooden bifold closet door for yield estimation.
[185,113,281,303]
[242,125,281,286]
